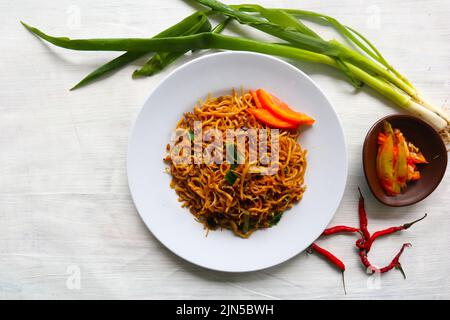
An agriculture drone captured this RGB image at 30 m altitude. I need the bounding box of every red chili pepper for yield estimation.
[357,187,371,241]
[360,243,412,279]
[314,189,426,288]
[310,243,346,271]
[354,189,425,279]
[322,226,360,236]
[359,250,375,271]
[379,243,411,278]
[309,243,346,294]
[356,238,366,250]
[364,214,427,251]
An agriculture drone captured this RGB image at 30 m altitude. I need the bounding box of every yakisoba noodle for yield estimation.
[164,90,307,238]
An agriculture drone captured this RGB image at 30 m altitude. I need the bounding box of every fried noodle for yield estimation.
[164,90,307,238]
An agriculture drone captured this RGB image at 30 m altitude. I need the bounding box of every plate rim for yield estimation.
[127,51,348,272]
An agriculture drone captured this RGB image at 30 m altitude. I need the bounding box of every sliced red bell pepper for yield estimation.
[250,90,263,109]
[408,151,428,164]
[408,162,420,181]
[378,132,388,145]
[269,92,294,111]
[410,171,421,181]
[247,108,298,129]
[394,130,408,187]
[377,122,428,195]
[376,122,401,195]
[256,89,315,126]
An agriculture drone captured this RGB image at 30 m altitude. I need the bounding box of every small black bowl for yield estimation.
[363,114,447,207]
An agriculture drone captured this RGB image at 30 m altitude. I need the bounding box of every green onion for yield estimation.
[22,23,447,131]
[21,0,450,133]
[232,4,320,39]
[70,52,143,90]
[193,0,338,55]
[281,8,416,89]
[236,4,412,87]
[196,1,414,97]
[206,216,217,228]
[20,23,334,63]
[134,18,230,77]
[239,212,257,234]
[230,4,364,87]
[71,11,210,89]
[242,214,250,233]
[132,12,212,78]
[225,143,238,168]
[224,170,238,185]
[269,212,283,227]
[212,17,232,34]
[188,130,195,142]
[195,0,449,130]
[224,143,238,184]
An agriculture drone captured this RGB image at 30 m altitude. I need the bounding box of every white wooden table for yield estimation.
[1,0,449,299]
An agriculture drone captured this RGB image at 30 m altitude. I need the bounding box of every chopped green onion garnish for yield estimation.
[224,170,238,185]
[269,212,283,227]
[188,130,195,142]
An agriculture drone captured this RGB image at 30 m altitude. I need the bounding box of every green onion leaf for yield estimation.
[193,1,416,99]
[193,0,337,55]
[69,11,210,89]
[206,216,217,228]
[232,4,321,39]
[134,17,230,77]
[269,212,283,226]
[242,214,250,233]
[212,17,232,34]
[239,213,257,234]
[224,170,238,185]
[21,0,449,131]
[225,143,238,168]
[132,12,212,78]
[188,130,195,142]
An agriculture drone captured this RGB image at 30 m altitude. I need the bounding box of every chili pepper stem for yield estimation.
[309,243,347,294]
[361,243,412,277]
[396,265,407,279]
[357,186,363,198]
[341,272,347,295]
[364,214,427,251]
[390,243,412,279]
[403,213,427,229]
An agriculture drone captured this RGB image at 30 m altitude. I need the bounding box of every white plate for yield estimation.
[127,51,347,272]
